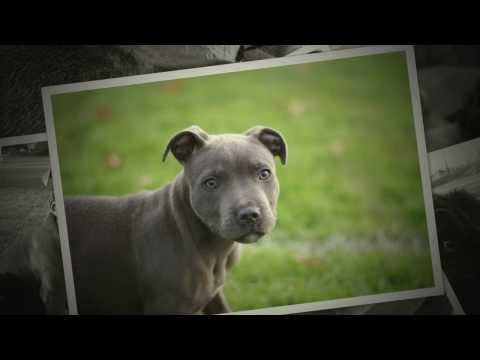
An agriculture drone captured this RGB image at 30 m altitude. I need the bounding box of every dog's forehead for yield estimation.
[189,134,274,171]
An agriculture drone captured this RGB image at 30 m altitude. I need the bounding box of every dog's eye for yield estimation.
[258,169,271,181]
[204,177,218,189]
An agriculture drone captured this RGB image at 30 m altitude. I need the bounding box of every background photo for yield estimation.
[51,51,436,312]
[0,138,67,314]
[429,137,480,313]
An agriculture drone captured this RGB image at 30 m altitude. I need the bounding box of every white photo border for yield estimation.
[0,133,48,147]
[42,45,444,315]
[443,271,465,315]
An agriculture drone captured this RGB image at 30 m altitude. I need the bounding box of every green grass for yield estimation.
[51,51,435,311]
[224,239,434,311]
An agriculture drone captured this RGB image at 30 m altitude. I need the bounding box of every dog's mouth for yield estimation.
[216,213,276,244]
[234,231,266,244]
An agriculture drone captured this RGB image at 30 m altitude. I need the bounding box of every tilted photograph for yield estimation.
[42,46,443,314]
[429,137,480,313]
[0,136,67,314]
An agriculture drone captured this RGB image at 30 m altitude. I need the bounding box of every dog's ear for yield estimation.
[162,126,209,163]
[245,126,288,165]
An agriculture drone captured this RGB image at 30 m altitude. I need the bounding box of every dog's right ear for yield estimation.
[245,126,288,165]
[162,126,209,163]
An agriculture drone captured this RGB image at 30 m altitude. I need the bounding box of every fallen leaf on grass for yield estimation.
[95,105,113,122]
[105,153,123,169]
[287,99,306,117]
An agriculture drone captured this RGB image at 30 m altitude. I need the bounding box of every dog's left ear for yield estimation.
[245,126,288,165]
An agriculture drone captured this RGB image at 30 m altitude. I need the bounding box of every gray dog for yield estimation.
[64,126,287,314]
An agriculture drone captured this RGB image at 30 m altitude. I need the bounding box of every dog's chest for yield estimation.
[180,257,227,311]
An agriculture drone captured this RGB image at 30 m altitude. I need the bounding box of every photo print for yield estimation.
[42,46,443,314]
[429,137,480,314]
[415,45,480,153]
[0,134,68,314]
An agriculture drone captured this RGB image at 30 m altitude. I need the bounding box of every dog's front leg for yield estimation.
[202,289,231,315]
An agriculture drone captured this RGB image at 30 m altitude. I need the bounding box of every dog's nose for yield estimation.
[238,207,261,224]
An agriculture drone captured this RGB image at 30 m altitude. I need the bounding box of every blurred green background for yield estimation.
[52,51,434,312]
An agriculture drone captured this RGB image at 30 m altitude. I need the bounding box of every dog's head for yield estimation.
[163,125,287,243]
